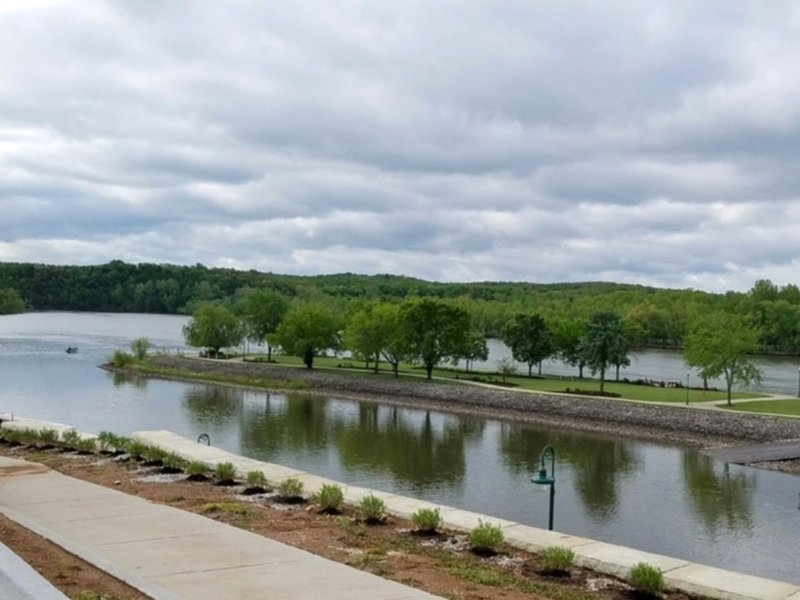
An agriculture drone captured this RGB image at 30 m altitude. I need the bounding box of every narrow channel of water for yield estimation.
[1,312,799,585]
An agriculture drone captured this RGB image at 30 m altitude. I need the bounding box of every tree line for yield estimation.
[1,260,798,356]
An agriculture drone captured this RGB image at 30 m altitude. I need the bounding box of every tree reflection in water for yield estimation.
[499,423,640,521]
[182,384,243,429]
[682,453,755,536]
[111,372,148,389]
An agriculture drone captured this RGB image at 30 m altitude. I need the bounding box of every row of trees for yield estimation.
[184,289,764,404]
[2,260,800,355]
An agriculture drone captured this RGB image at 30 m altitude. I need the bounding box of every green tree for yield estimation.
[502,313,554,376]
[275,303,341,369]
[398,299,471,379]
[344,302,404,373]
[183,303,244,358]
[237,288,289,360]
[579,311,628,393]
[0,287,25,314]
[551,317,588,378]
[683,313,762,405]
[130,337,151,360]
[462,330,489,372]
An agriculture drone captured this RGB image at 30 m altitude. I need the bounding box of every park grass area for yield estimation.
[724,399,800,416]
[259,354,760,404]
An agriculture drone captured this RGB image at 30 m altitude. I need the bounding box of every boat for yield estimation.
[65,347,78,354]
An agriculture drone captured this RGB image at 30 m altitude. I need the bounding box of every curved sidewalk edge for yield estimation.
[0,539,68,600]
[132,428,800,600]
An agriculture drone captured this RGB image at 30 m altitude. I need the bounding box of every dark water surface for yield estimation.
[1,312,799,584]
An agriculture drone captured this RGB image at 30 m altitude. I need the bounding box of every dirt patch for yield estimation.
[0,444,698,600]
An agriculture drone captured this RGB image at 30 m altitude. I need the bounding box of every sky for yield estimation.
[1,1,799,293]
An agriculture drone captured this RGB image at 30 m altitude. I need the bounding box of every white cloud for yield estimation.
[1,1,799,292]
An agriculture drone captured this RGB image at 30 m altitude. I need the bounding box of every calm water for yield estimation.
[1,312,799,585]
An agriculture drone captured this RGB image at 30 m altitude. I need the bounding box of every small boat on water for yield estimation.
[65,347,78,354]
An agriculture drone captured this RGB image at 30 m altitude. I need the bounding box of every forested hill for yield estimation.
[1,260,799,353]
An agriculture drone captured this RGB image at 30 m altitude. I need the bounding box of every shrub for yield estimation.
[315,484,344,512]
[539,546,575,575]
[277,477,305,502]
[74,437,97,454]
[110,349,134,367]
[241,470,269,494]
[126,440,149,460]
[37,428,60,447]
[15,427,40,446]
[186,460,208,480]
[628,562,665,595]
[130,337,151,360]
[96,431,116,452]
[411,507,442,534]
[142,445,167,464]
[214,461,237,485]
[468,520,504,555]
[162,452,186,473]
[359,493,386,523]
[0,428,22,445]
[60,429,82,449]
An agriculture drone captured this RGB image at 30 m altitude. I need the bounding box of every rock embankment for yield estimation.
[148,356,800,449]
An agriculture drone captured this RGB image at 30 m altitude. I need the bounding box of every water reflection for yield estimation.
[182,385,244,429]
[334,404,483,489]
[682,453,755,535]
[241,393,330,454]
[500,423,641,521]
[111,372,149,389]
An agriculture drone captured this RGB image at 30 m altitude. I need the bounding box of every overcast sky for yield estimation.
[1,1,799,292]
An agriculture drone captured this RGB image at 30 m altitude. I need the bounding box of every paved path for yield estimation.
[701,440,800,463]
[0,456,439,600]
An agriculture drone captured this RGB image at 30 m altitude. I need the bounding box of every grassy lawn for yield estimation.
[724,399,800,416]
[256,354,761,404]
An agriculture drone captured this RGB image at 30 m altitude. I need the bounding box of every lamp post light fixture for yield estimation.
[531,444,556,531]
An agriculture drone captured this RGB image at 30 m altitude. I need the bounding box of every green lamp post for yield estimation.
[531,444,556,531]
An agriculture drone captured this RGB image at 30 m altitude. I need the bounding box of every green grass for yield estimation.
[724,399,800,416]
[137,353,765,405]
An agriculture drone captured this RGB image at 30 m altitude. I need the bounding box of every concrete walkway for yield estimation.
[0,456,440,600]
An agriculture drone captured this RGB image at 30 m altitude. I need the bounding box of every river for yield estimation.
[1,312,799,585]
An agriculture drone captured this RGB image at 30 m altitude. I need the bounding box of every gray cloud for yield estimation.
[1,1,800,292]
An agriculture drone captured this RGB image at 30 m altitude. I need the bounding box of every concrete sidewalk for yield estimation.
[0,456,440,600]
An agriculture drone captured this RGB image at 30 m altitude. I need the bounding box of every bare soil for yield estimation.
[0,443,699,600]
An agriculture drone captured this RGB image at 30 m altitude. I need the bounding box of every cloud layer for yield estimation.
[2,1,800,291]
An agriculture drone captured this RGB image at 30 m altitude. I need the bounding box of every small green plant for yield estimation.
[186,460,208,480]
[214,461,237,485]
[411,507,442,534]
[74,436,97,454]
[96,431,116,452]
[126,440,149,460]
[161,452,186,473]
[142,445,167,464]
[315,484,345,513]
[539,546,575,575]
[242,470,268,493]
[60,429,82,449]
[628,562,665,595]
[110,349,134,367]
[468,520,504,555]
[130,337,151,360]
[277,477,305,503]
[0,428,22,445]
[359,493,386,523]
[36,428,60,447]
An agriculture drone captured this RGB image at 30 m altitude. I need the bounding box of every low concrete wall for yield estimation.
[0,539,67,600]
